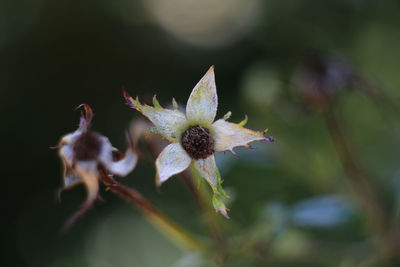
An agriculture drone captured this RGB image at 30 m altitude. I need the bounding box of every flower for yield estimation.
[123,66,274,218]
[293,53,356,110]
[57,104,138,227]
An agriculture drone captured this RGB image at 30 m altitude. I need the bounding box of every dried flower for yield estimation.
[293,53,355,110]
[57,104,138,227]
[124,66,273,218]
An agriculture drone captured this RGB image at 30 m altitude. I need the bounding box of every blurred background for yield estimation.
[3,0,400,266]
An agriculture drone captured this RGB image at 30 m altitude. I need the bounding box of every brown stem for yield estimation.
[323,108,400,261]
[323,107,388,234]
[99,172,202,251]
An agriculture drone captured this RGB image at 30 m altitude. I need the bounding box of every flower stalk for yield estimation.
[323,108,388,233]
[322,107,400,261]
[99,170,202,251]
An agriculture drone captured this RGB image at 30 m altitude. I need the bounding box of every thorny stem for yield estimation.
[322,107,400,258]
[99,171,202,251]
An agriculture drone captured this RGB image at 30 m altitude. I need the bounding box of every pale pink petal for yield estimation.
[155,143,191,186]
[186,66,218,126]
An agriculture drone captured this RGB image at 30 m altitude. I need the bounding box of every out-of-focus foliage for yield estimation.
[3,0,400,266]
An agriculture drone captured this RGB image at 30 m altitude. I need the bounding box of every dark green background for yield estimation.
[3,0,400,266]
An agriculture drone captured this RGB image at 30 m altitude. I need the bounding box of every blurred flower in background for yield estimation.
[293,53,355,110]
[57,104,138,228]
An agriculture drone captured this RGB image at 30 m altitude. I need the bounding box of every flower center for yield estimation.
[181,125,214,159]
[73,131,102,161]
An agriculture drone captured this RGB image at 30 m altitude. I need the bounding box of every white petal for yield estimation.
[59,143,75,166]
[98,136,138,176]
[193,155,219,189]
[58,131,93,190]
[186,66,218,126]
[124,92,188,142]
[155,143,191,186]
[58,131,83,165]
[107,149,138,176]
[211,118,267,153]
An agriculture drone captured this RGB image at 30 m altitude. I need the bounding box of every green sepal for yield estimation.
[212,169,230,218]
[212,192,230,219]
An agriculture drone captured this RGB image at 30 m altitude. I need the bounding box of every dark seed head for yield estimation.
[73,131,102,161]
[181,125,214,159]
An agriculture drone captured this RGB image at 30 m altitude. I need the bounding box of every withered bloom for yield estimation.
[293,53,355,110]
[57,104,138,227]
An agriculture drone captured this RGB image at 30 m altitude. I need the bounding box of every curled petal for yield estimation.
[104,149,138,177]
[186,66,218,126]
[212,118,268,154]
[124,90,188,142]
[98,134,138,177]
[155,143,191,186]
[63,161,99,230]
